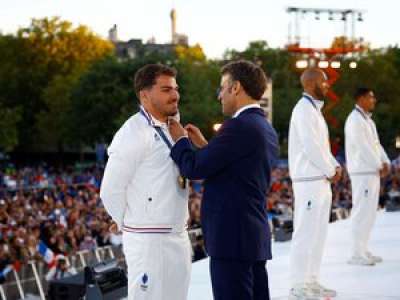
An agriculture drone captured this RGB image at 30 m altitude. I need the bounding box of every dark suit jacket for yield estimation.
[171,108,279,261]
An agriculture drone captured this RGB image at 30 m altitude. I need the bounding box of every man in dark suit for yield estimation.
[168,60,279,300]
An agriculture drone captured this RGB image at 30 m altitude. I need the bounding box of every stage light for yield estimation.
[341,13,346,21]
[328,12,334,21]
[357,13,363,22]
[315,12,320,20]
[318,61,329,69]
[296,60,308,69]
[396,136,400,149]
[213,123,222,132]
[349,61,357,69]
[331,61,341,69]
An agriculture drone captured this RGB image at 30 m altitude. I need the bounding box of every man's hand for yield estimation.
[380,163,390,178]
[329,166,342,183]
[109,223,119,234]
[168,117,187,142]
[185,124,208,148]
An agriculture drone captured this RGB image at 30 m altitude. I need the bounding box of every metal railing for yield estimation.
[0,245,120,300]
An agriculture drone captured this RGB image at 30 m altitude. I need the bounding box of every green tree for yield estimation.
[0,101,21,151]
[0,17,114,151]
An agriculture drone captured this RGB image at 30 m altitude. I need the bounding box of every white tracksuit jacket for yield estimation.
[289,93,339,181]
[345,105,390,175]
[100,108,189,233]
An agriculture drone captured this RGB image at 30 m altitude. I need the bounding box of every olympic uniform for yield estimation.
[288,93,339,288]
[345,105,390,260]
[100,107,191,300]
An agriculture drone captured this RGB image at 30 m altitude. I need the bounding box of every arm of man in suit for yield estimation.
[168,118,257,180]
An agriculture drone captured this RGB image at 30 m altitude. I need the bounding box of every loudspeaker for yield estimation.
[47,273,85,300]
[84,259,128,300]
[386,197,400,212]
[47,259,127,300]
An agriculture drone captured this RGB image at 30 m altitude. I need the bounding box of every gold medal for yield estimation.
[178,175,187,189]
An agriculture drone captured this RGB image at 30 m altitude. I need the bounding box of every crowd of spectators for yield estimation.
[1,156,400,275]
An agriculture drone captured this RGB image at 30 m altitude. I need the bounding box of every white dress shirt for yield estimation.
[232,103,261,118]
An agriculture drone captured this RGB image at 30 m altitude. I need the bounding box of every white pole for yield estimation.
[0,285,7,300]
[12,269,25,300]
[95,248,101,262]
[78,251,87,267]
[106,246,115,259]
[29,261,46,300]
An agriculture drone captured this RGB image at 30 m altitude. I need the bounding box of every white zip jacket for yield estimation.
[100,108,189,233]
[288,93,339,182]
[345,105,390,176]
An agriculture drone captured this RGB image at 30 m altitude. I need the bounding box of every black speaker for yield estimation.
[48,259,127,300]
[386,197,400,212]
[47,272,85,300]
[84,259,128,300]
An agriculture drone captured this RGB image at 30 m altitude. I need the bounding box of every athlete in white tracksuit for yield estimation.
[288,68,340,299]
[345,88,390,265]
[100,64,191,300]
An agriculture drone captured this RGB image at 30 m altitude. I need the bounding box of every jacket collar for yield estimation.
[303,92,324,111]
[233,103,261,118]
[139,106,168,128]
[355,104,372,119]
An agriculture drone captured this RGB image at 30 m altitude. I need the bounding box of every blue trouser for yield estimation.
[210,258,270,300]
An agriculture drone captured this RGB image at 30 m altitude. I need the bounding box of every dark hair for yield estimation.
[221,60,267,100]
[354,87,372,101]
[134,64,177,99]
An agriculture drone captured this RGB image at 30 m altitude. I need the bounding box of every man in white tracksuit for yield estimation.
[345,87,390,266]
[288,68,341,300]
[100,64,191,300]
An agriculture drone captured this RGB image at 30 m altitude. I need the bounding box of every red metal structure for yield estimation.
[286,7,366,127]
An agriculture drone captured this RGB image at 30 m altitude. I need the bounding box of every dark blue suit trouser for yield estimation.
[209,258,270,300]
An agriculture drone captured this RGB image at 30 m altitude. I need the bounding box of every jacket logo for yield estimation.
[140,273,149,291]
[154,133,160,141]
[307,200,312,210]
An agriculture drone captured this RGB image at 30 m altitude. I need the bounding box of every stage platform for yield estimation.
[188,211,400,300]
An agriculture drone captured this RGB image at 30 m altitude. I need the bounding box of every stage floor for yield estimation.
[188,211,400,300]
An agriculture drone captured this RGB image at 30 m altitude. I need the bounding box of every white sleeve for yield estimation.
[379,144,390,165]
[100,123,147,230]
[330,154,340,168]
[295,108,336,178]
[347,118,382,170]
[373,123,391,165]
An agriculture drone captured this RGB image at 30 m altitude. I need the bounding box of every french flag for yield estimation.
[37,240,56,268]
[0,265,13,279]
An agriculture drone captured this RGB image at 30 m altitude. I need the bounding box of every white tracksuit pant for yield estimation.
[122,231,192,300]
[290,180,332,286]
[350,174,380,257]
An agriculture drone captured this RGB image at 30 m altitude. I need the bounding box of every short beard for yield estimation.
[314,86,325,100]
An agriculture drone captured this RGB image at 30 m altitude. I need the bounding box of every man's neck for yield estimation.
[356,103,370,114]
[303,90,319,100]
[142,104,167,123]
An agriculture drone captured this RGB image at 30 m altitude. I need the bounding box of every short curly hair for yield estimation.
[221,60,267,100]
[134,64,177,99]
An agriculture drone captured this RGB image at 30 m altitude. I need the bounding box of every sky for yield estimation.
[0,0,398,58]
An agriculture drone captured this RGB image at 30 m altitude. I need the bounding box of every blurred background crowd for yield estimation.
[1,156,400,274]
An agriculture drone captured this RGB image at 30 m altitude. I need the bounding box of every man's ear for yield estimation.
[139,90,148,103]
[232,81,241,96]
